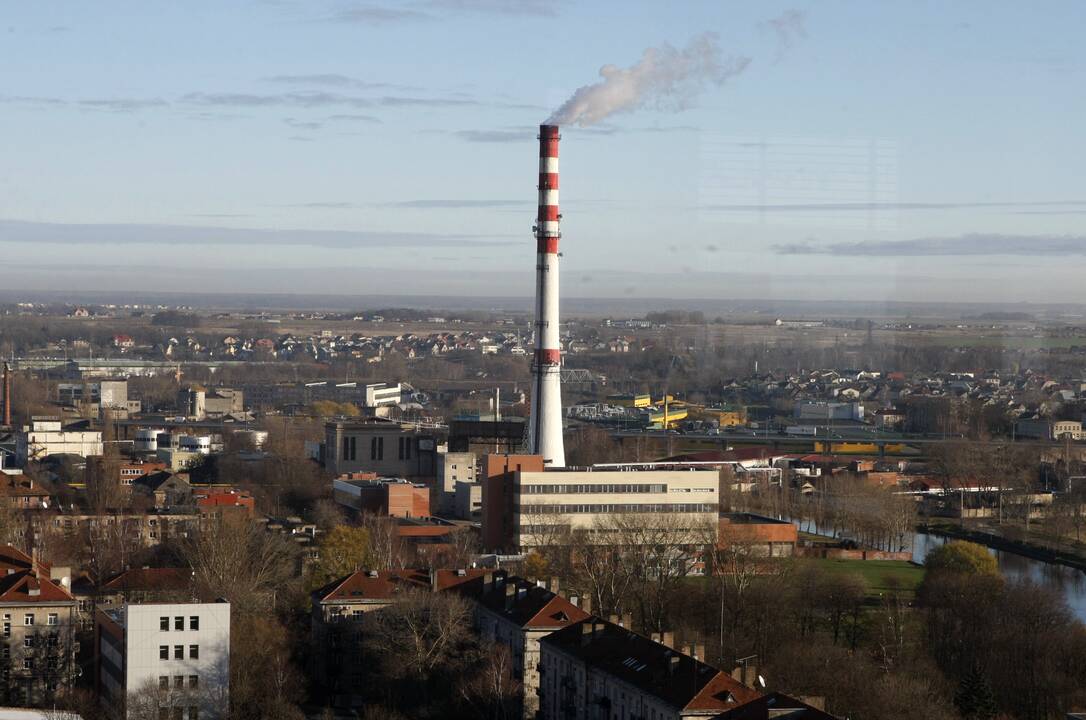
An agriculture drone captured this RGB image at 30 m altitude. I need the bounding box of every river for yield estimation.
[911,530,1086,623]
[792,519,1086,623]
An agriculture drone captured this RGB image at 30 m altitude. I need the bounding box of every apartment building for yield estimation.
[95,601,230,719]
[511,468,720,550]
[538,618,764,720]
[0,546,79,706]
[466,573,589,719]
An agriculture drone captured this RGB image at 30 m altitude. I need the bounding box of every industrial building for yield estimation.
[14,419,103,465]
[321,418,439,479]
[499,464,720,551]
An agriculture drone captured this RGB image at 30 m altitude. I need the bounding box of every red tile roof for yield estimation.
[102,568,192,593]
[313,568,489,604]
[0,571,73,603]
[542,618,763,713]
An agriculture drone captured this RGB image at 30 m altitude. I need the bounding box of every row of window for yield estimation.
[341,435,415,462]
[159,675,199,689]
[160,616,200,632]
[520,483,669,495]
[1,613,59,636]
[158,645,200,660]
[158,707,199,720]
[518,503,717,515]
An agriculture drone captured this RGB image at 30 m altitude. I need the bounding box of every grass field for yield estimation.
[804,559,925,599]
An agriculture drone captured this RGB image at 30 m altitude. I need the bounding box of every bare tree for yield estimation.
[178,516,298,612]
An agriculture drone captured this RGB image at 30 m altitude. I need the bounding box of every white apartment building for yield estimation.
[96,601,230,719]
[15,419,102,466]
[512,468,720,549]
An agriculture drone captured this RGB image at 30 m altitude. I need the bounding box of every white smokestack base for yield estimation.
[546,32,750,127]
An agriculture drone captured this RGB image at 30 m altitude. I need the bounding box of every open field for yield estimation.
[803,558,925,599]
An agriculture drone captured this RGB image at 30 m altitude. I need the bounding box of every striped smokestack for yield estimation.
[528,124,565,467]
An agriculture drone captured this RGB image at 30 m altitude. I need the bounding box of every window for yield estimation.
[161,616,170,631]
[2,623,9,639]
[2,646,9,659]
[47,613,57,626]
[22,638,32,648]
[22,659,32,670]
[174,616,184,631]
[174,676,184,688]
[23,614,33,626]
[188,707,199,720]
[188,675,198,688]
[159,676,169,689]
[174,645,183,660]
[189,616,199,631]
[159,645,169,660]
[189,644,199,659]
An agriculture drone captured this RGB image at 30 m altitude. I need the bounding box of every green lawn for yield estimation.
[805,559,925,599]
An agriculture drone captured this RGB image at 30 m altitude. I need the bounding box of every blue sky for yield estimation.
[2,1,1085,303]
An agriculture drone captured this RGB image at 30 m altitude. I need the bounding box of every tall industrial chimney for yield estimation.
[528,124,566,467]
[2,363,10,427]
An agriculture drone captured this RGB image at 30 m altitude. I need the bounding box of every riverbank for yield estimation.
[918,522,1086,573]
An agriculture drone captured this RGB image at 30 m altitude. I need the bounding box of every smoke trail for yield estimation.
[546,32,750,127]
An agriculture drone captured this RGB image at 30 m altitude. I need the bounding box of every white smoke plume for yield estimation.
[546,32,750,127]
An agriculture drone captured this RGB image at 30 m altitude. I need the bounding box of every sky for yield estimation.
[2,0,1086,304]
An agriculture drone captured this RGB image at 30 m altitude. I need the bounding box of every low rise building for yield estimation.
[15,419,102,466]
[332,477,430,518]
[95,601,230,719]
[717,513,797,557]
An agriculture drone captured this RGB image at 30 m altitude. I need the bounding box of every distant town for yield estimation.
[0,300,1083,719]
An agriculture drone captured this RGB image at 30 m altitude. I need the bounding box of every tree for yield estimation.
[178,516,299,612]
[230,615,305,720]
[954,665,998,720]
[308,525,372,589]
[456,644,521,720]
[924,541,999,577]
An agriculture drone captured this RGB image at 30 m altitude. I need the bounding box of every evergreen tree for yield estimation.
[954,665,998,720]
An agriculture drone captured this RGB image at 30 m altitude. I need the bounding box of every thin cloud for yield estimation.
[0,218,512,249]
[327,0,558,23]
[454,128,531,143]
[263,74,414,91]
[328,6,430,24]
[774,233,1086,257]
[0,95,67,107]
[703,200,1086,212]
[378,95,479,107]
[78,98,169,112]
[327,114,382,123]
[284,117,323,130]
[181,91,375,108]
[385,199,525,208]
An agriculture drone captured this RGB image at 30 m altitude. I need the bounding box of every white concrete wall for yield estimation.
[122,602,230,715]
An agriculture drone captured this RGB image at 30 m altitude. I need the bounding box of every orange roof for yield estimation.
[0,571,73,603]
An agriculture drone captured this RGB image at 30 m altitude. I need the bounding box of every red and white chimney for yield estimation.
[528,124,565,467]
